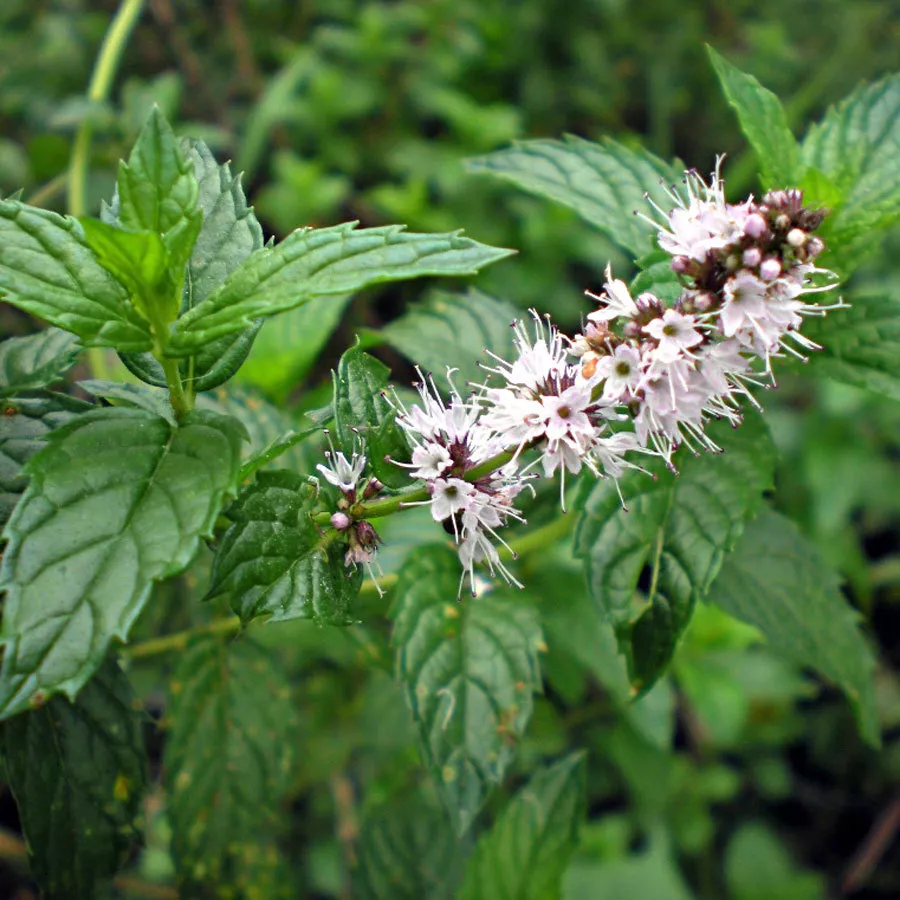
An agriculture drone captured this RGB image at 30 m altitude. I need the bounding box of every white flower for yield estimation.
[541,384,594,443]
[317,448,367,493]
[595,344,643,401]
[643,309,705,363]
[586,265,640,323]
[410,441,452,479]
[430,477,476,522]
[720,271,768,338]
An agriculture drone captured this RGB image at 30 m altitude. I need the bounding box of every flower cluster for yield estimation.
[317,161,841,591]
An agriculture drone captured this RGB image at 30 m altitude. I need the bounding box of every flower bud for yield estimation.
[725,253,740,271]
[787,228,807,248]
[693,292,716,312]
[671,255,692,275]
[743,213,768,239]
[363,477,384,500]
[806,236,825,259]
[775,213,791,231]
[331,511,352,531]
[742,247,762,268]
[760,258,782,281]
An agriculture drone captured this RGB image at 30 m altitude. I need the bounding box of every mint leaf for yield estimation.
[458,753,586,900]
[168,223,514,353]
[392,545,544,833]
[466,136,677,257]
[3,659,147,900]
[0,330,79,396]
[573,414,776,691]
[0,200,151,350]
[78,379,174,420]
[707,47,801,189]
[164,636,299,891]
[208,470,361,625]
[379,288,521,388]
[708,508,879,746]
[0,407,245,719]
[333,345,409,489]
[238,427,319,482]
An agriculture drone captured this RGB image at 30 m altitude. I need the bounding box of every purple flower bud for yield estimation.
[742,247,762,268]
[693,292,715,312]
[760,258,782,281]
[671,255,692,275]
[775,213,791,231]
[787,228,806,248]
[363,477,384,500]
[743,213,768,239]
[806,236,825,259]
[331,511,352,531]
[355,520,380,548]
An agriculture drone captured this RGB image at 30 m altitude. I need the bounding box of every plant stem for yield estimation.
[161,356,190,419]
[68,0,146,218]
[126,616,241,660]
[501,511,575,560]
[25,172,69,208]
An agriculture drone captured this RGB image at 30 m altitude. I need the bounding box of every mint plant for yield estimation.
[0,43,896,898]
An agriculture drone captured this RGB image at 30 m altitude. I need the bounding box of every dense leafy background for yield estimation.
[2,1,900,898]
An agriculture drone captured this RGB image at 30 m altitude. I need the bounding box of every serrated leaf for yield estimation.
[0,200,151,350]
[78,379,175,420]
[0,407,246,719]
[707,47,801,189]
[379,288,521,388]
[355,794,465,900]
[458,753,586,900]
[392,545,544,833]
[466,136,678,257]
[168,222,514,353]
[573,414,776,692]
[0,392,93,528]
[707,508,879,746]
[209,470,361,624]
[164,636,299,891]
[333,345,410,488]
[0,329,79,396]
[3,659,147,900]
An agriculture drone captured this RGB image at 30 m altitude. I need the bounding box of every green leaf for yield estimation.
[0,407,246,719]
[0,329,79,396]
[164,636,299,891]
[0,200,151,350]
[355,794,465,900]
[466,136,678,257]
[379,288,521,388]
[333,345,409,488]
[573,414,776,692]
[457,753,586,900]
[168,222,514,353]
[630,251,683,304]
[392,545,544,833]
[208,470,362,625]
[707,47,801,189]
[707,508,879,746]
[238,426,319,482]
[3,659,148,900]
[78,379,174,421]
[0,392,93,528]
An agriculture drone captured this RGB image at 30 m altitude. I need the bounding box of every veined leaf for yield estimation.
[708,508,879,746]
[457,753,586,900]
[466,136,678,257]
[0,200,151,350]
[0,407,246,719]
[208,470,361,625]
[392,545,544,833]
[0,329,79,396]
[573,414,776,691]
[164,636,299,891]
[707,46,801,189]
[169,222,514,353]
[3,660,147,900]
[78,379,174,421]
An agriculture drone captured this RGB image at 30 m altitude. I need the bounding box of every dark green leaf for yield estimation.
[0,329,79,396]
[0,407,246,719]
[392,545,544,833]
[3,659,148,900]
[164,636,299,891]
[466,136,678,257]
[78,379,174,420]
[333,345,409,488]
[168,223,514,353]
[707,508,879,746]
[379,288,521,388]
[209,470,361,625]
[0,200,151,350]
[707,47,801,189]
[573,414,776,692]
[457,753,586,900]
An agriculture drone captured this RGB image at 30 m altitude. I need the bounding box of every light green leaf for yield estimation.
[0,407,246,719]
[168,222,514,353]
[208,470,361,625]
[392,546,544,833]
[466,136,678,257]
[707,46,801,189]
[573,414,776,691]
[0,200,151,350]
[379,288,521,388]
[78,379,174,421]
[3,659,148,900]
[458,753,586,900]
[707,508,879,746]
[164,636,299,891]
[0,329,79,396]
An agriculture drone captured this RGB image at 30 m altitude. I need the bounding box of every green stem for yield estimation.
[126,616,241,660]
[501,512,575,561]
[161,356,190,419]
[68,0,146,218]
